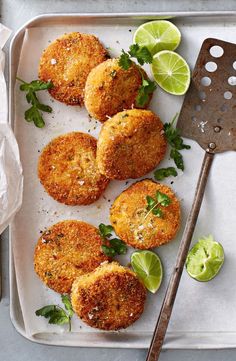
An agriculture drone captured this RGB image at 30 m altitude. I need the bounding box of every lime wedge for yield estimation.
[133,20,181,55]
[131,250,163,293]
[186,235,224,282]
[151,50,191,95]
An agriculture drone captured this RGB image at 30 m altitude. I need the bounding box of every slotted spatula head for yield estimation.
[177,38,236,153]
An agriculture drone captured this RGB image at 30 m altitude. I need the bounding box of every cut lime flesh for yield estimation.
[186,235,224,282]
[133,20,181,55]
[131,250,163,293]
[151,50,191,95]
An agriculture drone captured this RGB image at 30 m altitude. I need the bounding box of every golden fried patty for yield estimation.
[84,58,152,122]
[38,132,109,205]
[71,262,146,330]
[39,32,108,105]
[34,220,109,294]
[110,179,181,249]
[96,109,167,180]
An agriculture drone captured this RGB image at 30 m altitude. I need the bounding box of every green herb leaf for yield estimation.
[35,296,74,331]
[48,310,69,325]
[145,191,171,219]
[101,244,116,257]
[99,223,114,239]
[170,148,184,171]
[29,79,53,92]
[99,223,127,257]
[35,305,56,318]
[17,77,53,128]
[146,195,157,210]
[109,238,127,255]
[162,113,191,173]
[128,43,140,57]
[136,78,156,107]
[36,102,53,113]
[128,44,153,65]
[18,78,53,92]
[119,44,152,70]
[118,44,155,107]
[118,50,132,70]
[61,295,74,318]
[156,191,171,207]
[152,208,163,217]
[25,106,45,128]
[164,114,191,151]
[154,167,178,181]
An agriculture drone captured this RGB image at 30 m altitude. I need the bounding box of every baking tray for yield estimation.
[9,12,236,348]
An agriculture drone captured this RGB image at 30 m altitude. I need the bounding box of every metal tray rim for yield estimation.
[9,11,236,349]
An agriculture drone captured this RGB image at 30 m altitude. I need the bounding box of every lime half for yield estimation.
[133,20,181,55]
[151,50,190,95]
[131,250,163,293]
[186,235,224,282]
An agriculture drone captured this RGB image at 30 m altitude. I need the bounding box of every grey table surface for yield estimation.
[1,1,236,360]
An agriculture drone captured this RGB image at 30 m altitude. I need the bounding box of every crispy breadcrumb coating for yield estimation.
[39,32,108,105]
[84,58,152,122]
[96,109,167,180]
[38,132,109,205]
[34,220,109,294]
[110,179,180,249]
[71,262,146,330]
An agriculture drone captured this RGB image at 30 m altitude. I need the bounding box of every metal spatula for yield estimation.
[146,38,236,361]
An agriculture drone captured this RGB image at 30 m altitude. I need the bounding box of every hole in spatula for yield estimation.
[228,76,236,86]
[199,91,206,100]
[220,104,228,112]
[201,77,211,86]
[194,105,202,111]
[205,61,217,72]
[224,91,232,100]
[210,45,224,58]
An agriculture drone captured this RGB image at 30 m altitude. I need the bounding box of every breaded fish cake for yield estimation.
[39,32,108,105]
[110,179,180,249]
[34,220,109,294]
[38,132,109,205]
[84,58,153,122]
[71,262,146,330]
[96,109,167,180]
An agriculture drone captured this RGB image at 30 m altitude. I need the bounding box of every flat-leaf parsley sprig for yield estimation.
[154,113,191,181]
[145,191,171,219]
[99,223,127,257]
[118,44,156,107]
[154,167,178,181]
[164,113,191,171]
[35,294,74,331]
[119,44,153,70]
[17,77,53,128]
[136,77,156,107]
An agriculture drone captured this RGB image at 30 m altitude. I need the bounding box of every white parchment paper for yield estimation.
[0,24,23,235]
[12,21,236,341]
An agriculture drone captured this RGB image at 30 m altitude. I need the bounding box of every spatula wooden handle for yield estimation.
[146,151,214,361]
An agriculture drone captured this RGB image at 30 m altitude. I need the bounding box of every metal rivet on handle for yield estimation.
[208,142,216,149]
[214,126,221,133]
